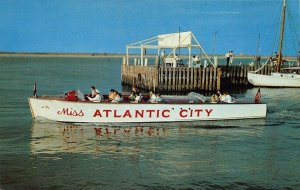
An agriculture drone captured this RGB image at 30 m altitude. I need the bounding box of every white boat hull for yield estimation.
[29,98,267,123]
[247,72,300,87]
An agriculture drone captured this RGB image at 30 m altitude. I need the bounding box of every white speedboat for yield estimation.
[28,92,266,123]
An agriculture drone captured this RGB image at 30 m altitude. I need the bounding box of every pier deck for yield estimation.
[121,59,273,92]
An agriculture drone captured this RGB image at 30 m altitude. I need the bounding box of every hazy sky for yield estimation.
[0,0,299,55]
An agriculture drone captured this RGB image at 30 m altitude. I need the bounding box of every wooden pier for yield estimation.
[121,58,274,92]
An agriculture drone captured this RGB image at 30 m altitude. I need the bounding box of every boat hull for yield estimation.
[247,72,300,87]
[28,98,267,123]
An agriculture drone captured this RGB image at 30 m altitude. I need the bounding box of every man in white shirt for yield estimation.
[148,91,157,103]
[225,51,230,67]
[229,50,234,65]
[222,91,233,103]
[90,86,100,98]
[88,91,102,102]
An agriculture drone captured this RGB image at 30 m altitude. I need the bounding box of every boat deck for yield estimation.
[34,95,258,105]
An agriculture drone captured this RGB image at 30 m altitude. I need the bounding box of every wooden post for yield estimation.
[168,67,172,91]
[172,68,176,91]
[187,68,190,91]
[198,67,202,90]
[240,66,243,84]
[122,57,126,65]
[201,67,205,90]
[244,66,248,84]
[155,67,159,91]
[232,66,236,84]
[178,68,182,91]
[209,67,213,91]
[205,68,209,91]
[217,68,222,90]
[182,67,186,91]
[160,67,164,90]
[164,67,167,91]
[193,68,197,90]
[213,66,217,90]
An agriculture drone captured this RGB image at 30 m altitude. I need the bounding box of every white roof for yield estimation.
[158,31,192,48]
[127,31,200,49]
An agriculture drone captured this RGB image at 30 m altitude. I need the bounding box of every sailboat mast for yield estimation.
[178,27,181,57]
[277,0,287,72]
[256,33,260,57]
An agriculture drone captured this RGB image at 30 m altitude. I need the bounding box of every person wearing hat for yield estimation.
[88,89,102,102]
[88,86,102,102]
[89,86,100,98]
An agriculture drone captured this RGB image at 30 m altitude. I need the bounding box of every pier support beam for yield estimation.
[188,46,191,68]
[141,46,144,66]
[217,68,222,90]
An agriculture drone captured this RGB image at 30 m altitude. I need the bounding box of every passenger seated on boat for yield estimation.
[108,89,118,100]
[155,93,164,103]
[221,91,233,103]
[87,90,102,102]
[130,90,143,103]
[148,91,157,103]
[111,92,123,103]
[211,94,219,103]
[89,86,100,98]
[214,91,221,101]
[130,94,141,103]
[129,91,136,101]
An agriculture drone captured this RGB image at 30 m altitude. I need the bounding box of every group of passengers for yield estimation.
[87,86,164,103]
[86,87,124,103]
[87,85,232,104]
[211,90,233,103]
[129,88,164,103]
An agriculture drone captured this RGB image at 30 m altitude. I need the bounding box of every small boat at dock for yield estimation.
[247,0,300,87]
[28,91,267,123]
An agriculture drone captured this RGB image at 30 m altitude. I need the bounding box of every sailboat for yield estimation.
[247,0,300,87]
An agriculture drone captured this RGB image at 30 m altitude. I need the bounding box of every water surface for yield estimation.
[0,56,299,189]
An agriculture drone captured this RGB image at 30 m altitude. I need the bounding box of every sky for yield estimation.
[0,0,299,55]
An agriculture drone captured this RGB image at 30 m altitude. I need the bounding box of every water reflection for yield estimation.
[30,122,169,155]
[30,119,266,155]
[28,120,299,189]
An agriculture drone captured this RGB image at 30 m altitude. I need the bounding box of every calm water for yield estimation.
[0,56,299,190]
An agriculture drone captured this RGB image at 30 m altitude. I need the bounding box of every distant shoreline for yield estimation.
[0,52,124,58]
[0,52,297,61]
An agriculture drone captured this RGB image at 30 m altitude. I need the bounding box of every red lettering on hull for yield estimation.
[123,110,132,118]
[92,109,172,118]
[179,108,213,118]
[92,108,213,119]
[57,108,84,117]
[93,109,102,117]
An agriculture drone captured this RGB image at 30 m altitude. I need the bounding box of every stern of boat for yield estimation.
[247,72,256,86]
